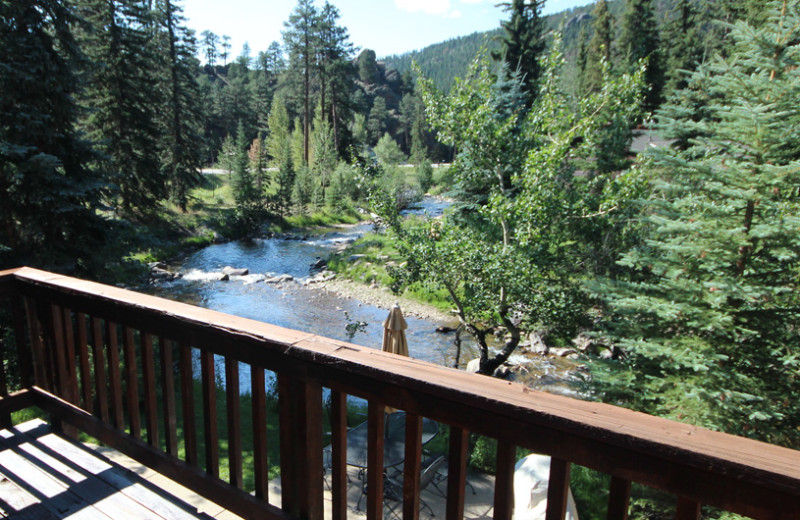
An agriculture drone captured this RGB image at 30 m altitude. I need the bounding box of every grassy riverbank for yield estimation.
[114,174,361,284]
[326,220,453,314]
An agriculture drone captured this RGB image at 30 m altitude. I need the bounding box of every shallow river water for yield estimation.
[147,197,578,395]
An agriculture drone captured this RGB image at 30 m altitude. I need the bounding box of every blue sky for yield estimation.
[182,0,593,60]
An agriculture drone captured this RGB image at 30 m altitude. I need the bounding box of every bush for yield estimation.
[417,159,434,193]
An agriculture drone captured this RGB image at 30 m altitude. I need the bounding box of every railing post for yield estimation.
[403,412,423,520]
[366,401,386,520]
[446,427,469,520]
[675,497,701,520]
[330,390,348,520]
[12,295,32,391]
[545,458,571,520]
[607,477,631,520]
[494,441,516,520]
[279,373,323,520]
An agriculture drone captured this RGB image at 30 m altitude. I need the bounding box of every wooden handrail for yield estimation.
[1,266,799,519]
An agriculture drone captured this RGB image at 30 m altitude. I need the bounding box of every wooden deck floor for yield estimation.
[0,419,496,520]
[0,419,240,520]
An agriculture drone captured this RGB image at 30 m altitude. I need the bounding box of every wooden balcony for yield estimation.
[0,267,798,520]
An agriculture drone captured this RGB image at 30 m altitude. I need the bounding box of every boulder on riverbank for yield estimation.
[222,266,249,276]
[265,274,294,284]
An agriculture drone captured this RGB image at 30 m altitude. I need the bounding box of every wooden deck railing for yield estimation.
[0,267,798,520]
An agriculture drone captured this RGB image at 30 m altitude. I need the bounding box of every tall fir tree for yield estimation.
[315,1,355,153]
[0,0,108,270]
[310,106,337,207]
[581,0,614,94]
[366,97,387,146]
[154,0,204,212]
[232,121,256,211]
[619,0,664,112]
[283,0,320,165]
[663,0,705,95]
[78,0,164,215]
[492,0,546,105]
[594,1,800,446]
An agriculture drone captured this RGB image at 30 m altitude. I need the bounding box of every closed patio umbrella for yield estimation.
[382,304,409,357]
[382,304,408,413]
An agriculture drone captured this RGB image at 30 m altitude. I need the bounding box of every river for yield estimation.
[148,197,579,395]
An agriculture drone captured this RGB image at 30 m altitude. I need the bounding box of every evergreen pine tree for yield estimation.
[492,0,546,105]
[316,1,355,153]
[595,1,800,445]
[232,121,256,211]
[662,0,705,96]
[410,98,428,166]
[576,25,589,96]
[283,0,320,165]
[619,0,664,111]
[0,0,108,269]
[367,97,387,146]
[582,0,614,94]
[311,106,337,207]
[154,0,204,212]
[274,142,295,217]
[78,0,164,215]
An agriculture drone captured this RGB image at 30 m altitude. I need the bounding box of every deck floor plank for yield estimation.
[0,420,217,520]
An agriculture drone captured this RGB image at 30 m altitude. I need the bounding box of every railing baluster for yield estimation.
[403,412,423,520]
[75,312,92,410]
[36,300,58,393]
[278,374,297,513]
[61,307,79,405]
[545,458,571,520]
[0,300,10,426]
[179,342,197,466]
[201,349,219,477]
[446,427,468,520]
[24,297,47,389]
[49,306,69,398]
[366,401,386,520]
[494,441,516,520]
[141,332,158,447]
[675,497,701,520]
[330,390,347,520]
[161,338,178,456]
[91,316,109,422]
[251,365,268,502]
[123,327,140,439]
[278,374,323,520]
[225,356,242,488]
[607,476,631,520]
[11,295,32,390]
[106,321,124,429]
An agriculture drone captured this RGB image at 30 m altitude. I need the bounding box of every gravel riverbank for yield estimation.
[316,277,455,323]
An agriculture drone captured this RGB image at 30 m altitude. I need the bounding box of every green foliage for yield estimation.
[373,134,406,167]
[357,48,379,84]
[79,0,165,215]
[619,0,664,111]
[382,40,644,375]
[292,165,314,214]
[492,0,546,104]
[593,2,800,446]
[417,160,434,193]
[366,97,387,146]
[0,0,110,271]
[155,0,205,213]
[581,0,614,95]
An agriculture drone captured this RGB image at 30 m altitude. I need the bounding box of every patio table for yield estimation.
[342,411,439,469]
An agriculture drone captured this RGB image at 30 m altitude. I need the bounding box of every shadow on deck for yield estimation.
[0,420,495,520]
